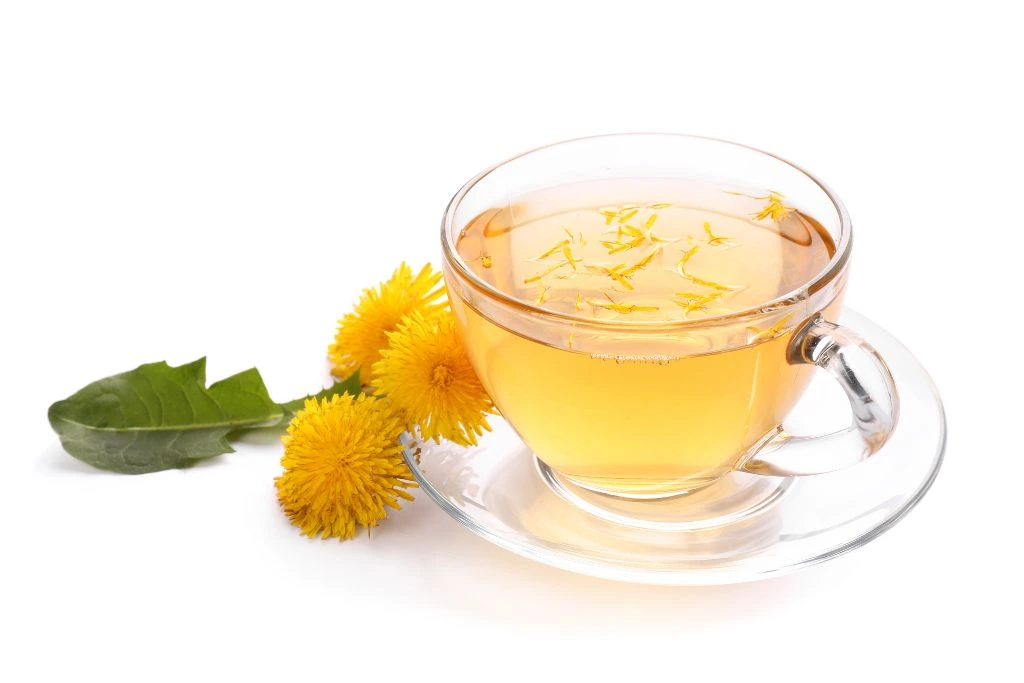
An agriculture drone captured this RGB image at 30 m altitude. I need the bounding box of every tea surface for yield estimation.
[456,183,834,324]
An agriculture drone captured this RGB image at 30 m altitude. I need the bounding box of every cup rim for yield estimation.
[441,132,851,329]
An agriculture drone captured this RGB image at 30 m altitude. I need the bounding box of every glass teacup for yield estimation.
[442,134,897,500]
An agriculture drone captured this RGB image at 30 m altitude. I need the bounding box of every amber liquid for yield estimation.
[452,180,838,495]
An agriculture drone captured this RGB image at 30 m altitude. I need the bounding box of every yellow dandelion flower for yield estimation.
[328,263,446,383]
[372,311,495,447]
[276,393,416,541]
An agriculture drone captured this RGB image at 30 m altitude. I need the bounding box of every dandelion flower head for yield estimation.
[328,263,446,383]
[275,393,416,541]
[372,311,495,447]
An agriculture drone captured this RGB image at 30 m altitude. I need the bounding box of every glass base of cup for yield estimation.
[554,471,721,500]
[536,458,791,531]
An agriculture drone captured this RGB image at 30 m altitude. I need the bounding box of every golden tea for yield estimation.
[451,180,838,495]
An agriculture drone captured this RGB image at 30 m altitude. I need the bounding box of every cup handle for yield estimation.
[742,316,900,476]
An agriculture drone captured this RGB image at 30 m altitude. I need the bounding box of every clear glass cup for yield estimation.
[441,134,898,500]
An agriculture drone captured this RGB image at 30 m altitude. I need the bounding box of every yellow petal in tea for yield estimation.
[455,181,832,323]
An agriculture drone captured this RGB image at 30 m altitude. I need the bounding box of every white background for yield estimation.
[1,1,1020,680]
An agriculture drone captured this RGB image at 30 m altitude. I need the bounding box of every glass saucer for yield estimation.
[401,310,945,585]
